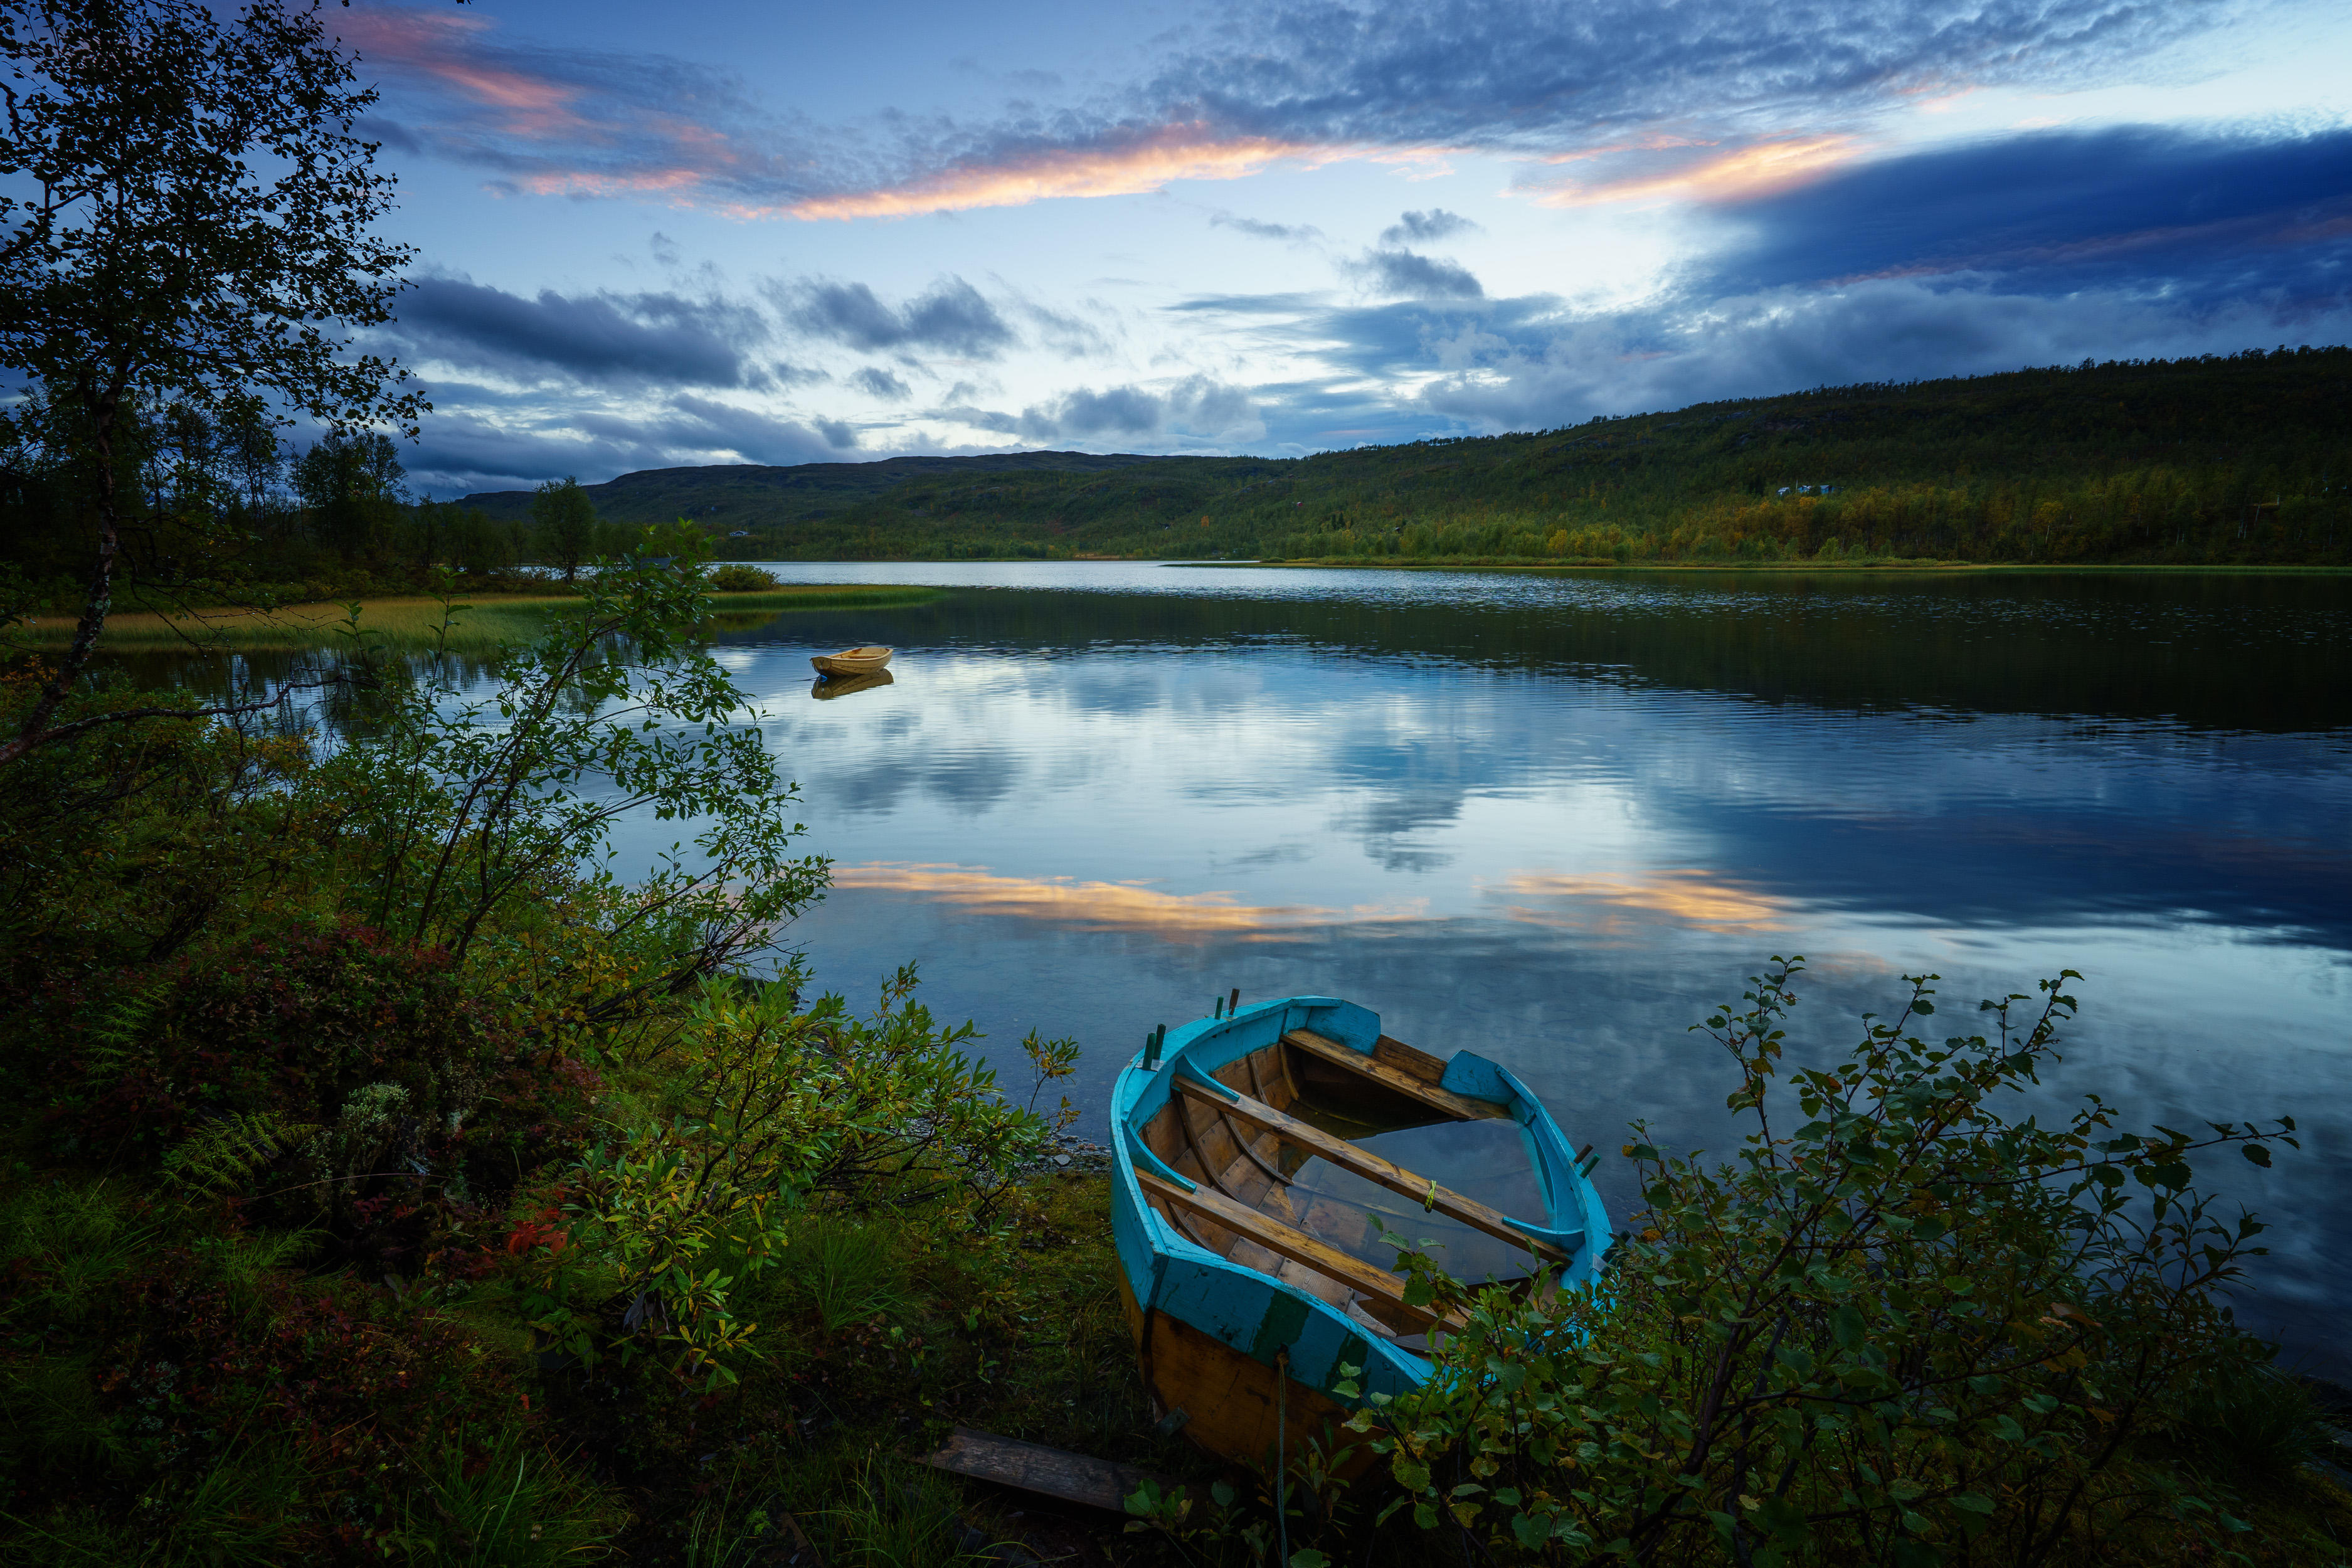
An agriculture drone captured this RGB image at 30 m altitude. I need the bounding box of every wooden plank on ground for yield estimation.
[1137,1169,1468,1332]
[921,1426,1175,1512]
[1283,1029,1511,1121]
[1174,1074,1567,1263]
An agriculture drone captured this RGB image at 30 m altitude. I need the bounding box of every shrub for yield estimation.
[1361,960,2298,1566]
[708,563,778,591]
[518,966,1078,1389]
[58,923,506,1163]
[47,923,610,1274]
[0,1188,578,1564]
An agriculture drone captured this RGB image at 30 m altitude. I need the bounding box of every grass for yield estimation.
[776,1216,916,1334]
[21,584,943,652]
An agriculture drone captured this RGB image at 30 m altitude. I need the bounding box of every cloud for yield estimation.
[344,0,2244,221]
[1354,248,1486,299]
[1212,210,1325,243]
[1020,299,1116,358]
[1380,209,1479,245]
[783,275,1016,356]
[1396,277,2352,433]
[941,374,1265,445]
[409,391,849,497]
[816,418,859,449]
[1707,124,2352,305]
[1530,135,1865,207]
[389,276,771,387]
[850,366,913,400]
[775,125,1322,220]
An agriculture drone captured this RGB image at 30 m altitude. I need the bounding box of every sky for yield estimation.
[332,0,2352,496]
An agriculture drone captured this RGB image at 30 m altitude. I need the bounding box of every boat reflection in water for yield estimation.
[809,668,895,701]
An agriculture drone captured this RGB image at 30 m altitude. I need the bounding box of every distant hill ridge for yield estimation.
[462,349,2352,565]
[460,450,1161,525]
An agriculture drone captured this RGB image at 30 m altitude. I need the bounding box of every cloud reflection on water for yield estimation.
[827,861,1427,941]
[1485,870,1798,934]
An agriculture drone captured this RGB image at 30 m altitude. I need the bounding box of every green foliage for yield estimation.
[55,923,509,1184]
[160,1112,322,1197]
[0,0,421,765]
[780,1216,914,1334]
[0,1182,558,1562]
[2168,1364,2335,1488]
[290,432,406,559]
[522,965,1076,1387]
[527,477,599,581]
[1358,959,2301,1565]
[708,562,781,591]
[333,522,826,983]
[822,1459,993,1568]
[387,1425,624,1565]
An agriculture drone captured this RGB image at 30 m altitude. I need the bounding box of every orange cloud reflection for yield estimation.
[829,862,1424,941]
[1534,135,1862,207]
[1485,870,1793,931]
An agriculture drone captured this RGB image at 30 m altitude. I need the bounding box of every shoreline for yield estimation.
[27,583,945,652]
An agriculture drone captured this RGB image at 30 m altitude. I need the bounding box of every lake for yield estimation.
[625,562,2351,1377]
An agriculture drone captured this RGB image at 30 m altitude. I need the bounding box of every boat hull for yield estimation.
[1119,1271,1374,1475]
[811,646,892,677]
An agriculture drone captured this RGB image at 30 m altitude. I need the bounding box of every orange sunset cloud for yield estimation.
[754,129,1332,221]
[1534,135,1864,207]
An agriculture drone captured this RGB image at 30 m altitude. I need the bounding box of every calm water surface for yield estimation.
[637,564,2351,1374]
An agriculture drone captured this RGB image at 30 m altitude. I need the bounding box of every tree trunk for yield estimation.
[0,393,120,768]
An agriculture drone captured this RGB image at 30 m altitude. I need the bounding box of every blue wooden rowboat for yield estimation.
[1109,994,1609,1468]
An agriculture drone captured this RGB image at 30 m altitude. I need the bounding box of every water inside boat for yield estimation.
[1135,1028,1563,1351]
[1283,1116,1548,1286]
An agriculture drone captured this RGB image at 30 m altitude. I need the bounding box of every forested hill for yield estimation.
[506,347,2352,565]
[460,450,1160,527]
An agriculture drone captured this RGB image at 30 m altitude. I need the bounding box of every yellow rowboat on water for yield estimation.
[811,645,893,677]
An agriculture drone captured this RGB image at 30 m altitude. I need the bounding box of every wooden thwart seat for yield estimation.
[1136,1169,1468,1333]
[1173,1069,1570,1266]
[1282,1029,1512,1121]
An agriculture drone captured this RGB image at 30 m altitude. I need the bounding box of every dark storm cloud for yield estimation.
[409,395,841,496]
[392,277,771,388]
[850,366,914,400]
[1353,249,1486,300]
[1380,209,1479,245]
[1710,124,2352,305]
[781,276,1016,357]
